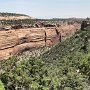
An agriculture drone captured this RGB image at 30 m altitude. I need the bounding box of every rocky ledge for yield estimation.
[0,23,80,60]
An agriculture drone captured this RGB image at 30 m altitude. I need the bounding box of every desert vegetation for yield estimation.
[1,26,90,90]
[0,12,29,17]
[0,13,82,27]
[0,13,90,90]
[0,80,5,90]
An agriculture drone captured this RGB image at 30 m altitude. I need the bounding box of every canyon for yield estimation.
[0,22,80,60]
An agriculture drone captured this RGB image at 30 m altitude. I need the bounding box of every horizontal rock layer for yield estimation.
[0,23,80,60]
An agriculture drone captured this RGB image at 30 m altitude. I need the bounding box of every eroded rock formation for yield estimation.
[0,23,80,60]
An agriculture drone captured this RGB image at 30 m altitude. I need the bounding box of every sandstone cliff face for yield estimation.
[0,23,80,60]
[0,32,18,50]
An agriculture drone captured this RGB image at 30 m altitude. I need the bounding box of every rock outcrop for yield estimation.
[0,23,80,60]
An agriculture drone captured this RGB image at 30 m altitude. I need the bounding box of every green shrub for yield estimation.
[1,28,90,90]
[0,80,5,90]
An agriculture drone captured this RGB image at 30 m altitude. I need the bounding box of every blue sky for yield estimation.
[0,0,90,18]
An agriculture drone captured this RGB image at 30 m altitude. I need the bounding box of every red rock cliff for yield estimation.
[0,23,80,60]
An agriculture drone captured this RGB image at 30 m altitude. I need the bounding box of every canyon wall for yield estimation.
[0,23,80,60]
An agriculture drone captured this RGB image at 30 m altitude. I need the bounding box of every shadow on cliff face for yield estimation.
[0,23,80,60]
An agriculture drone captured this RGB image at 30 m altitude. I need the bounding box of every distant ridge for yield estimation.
[0,12,29,16]
[0,12,33,20]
